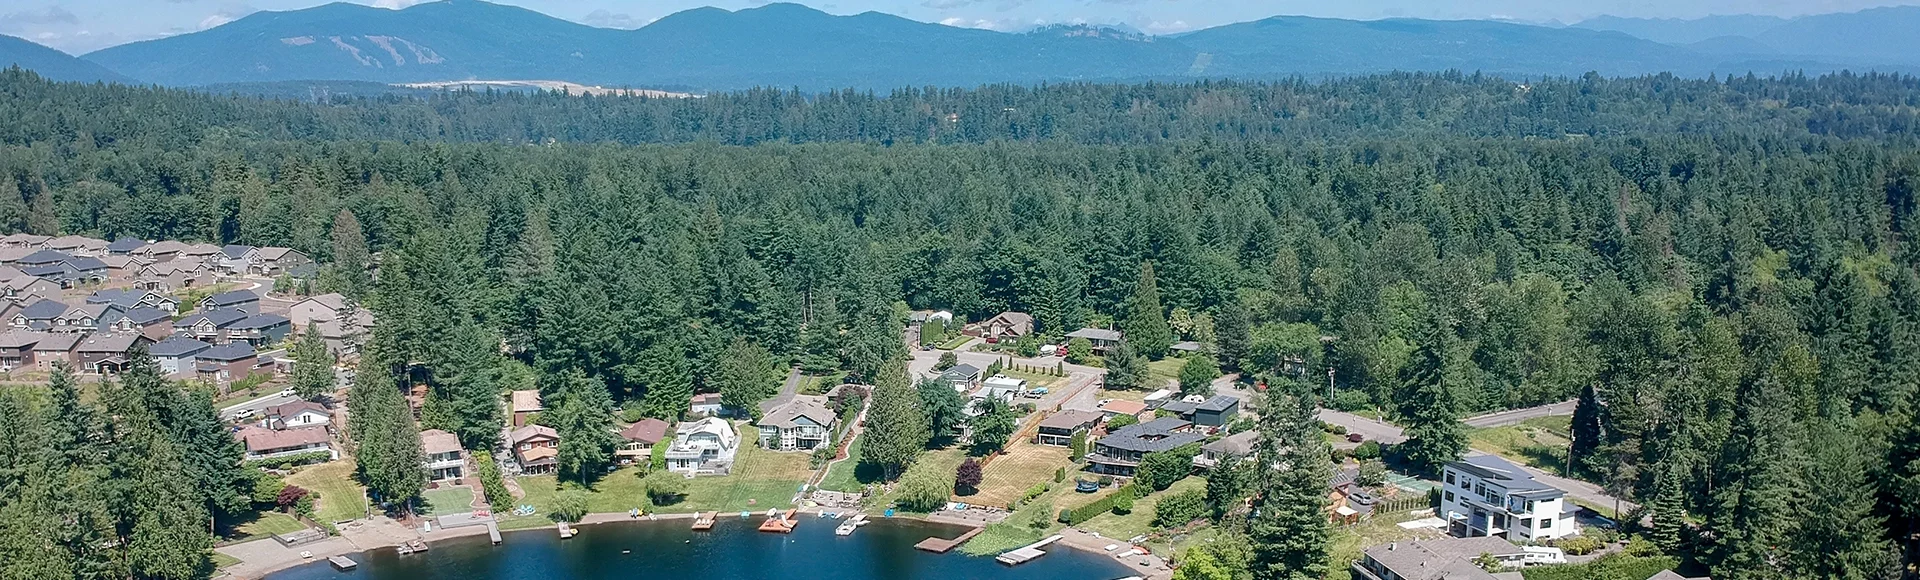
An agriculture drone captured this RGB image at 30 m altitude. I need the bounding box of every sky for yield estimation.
[5,0,1919,55]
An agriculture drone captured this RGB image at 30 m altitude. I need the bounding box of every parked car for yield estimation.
[1347,433,1365,443]
[1348,490,1378,505]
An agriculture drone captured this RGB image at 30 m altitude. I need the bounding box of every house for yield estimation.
[756,395,836,451]
[0,330,41,370]
[1192,395,1241,428]
[174,308,250,343]
[99,307,175,340]
[1171,341,1205,355]
[75,333,152,373]
[106,238,148,255]
[1351,537,1528,580]
[135,240,186,262]
[1194,430,1258,469]
[200,290,260,314]
[1036,410,1104,446]
[11,298,68,330]
[245,247,314,276]
[265,400,331,430]
[616,418,671,463]
[55,303,122,333]
[46,236,107,256]
[149,336,212,376]
[966,311,1033,340]
[510,424,560,475]
[289,293,349,328]
[968,375,1026,411]
[16,249,73,268]
[133,260,214,291]
[213,244,255,274]
[1440,455,1578,542]
[1085,417,1206,477]
[939,363,984,389]
[1065,327,1124,353]
[237,426,336,462]
[30,332,82,370]
[665,417,738,475]
[101,254,152,276]
[88,289,178,313]
[689,392,724,417]
[195,342,261,384]
[1096,399,1151,423]
[313,315,372,357]
[0,233,49,248]
[226,314,292,346]
[510,390,543,427]
[0,275,60,300]
[421,429,465,481]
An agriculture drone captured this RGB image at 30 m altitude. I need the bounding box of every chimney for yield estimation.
[1389,542,1397,551]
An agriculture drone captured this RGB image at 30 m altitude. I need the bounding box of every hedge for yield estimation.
[243,451,334,470]
[1058,484,1140,525]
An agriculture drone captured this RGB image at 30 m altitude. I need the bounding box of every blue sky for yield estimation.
[6,0,1919,54]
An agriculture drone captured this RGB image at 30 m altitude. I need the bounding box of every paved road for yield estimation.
[220,391,297,421]
[1462,400,1577,428]
[905,339,1109,413]
[1316,408,1406,444]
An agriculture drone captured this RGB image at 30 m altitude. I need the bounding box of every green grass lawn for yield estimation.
[799,371,850,396]
[1468,416,1574,476]
[936,335,974,350]
[998,368,1069,391]
[499,438,817,530]
[967,440,1071,508]
[817,436,875,493]
[418,487,476,516]
[284,461,367,523]
[1147,358,1185,386]
[868,448,967,514]
[1078,476,1206,542]
[233,511,308,539]
[211,552,242,569]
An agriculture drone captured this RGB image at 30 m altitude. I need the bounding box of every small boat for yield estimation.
[557,522,576,539]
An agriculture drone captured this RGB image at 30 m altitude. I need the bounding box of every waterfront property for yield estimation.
[421,429,465,482]
[1035,410,1103,447]
[756,396,835,451]
[1439,455,1577,542]
[510,390,542,427]
[1085,417,1206,477]
[1063,327,1122,353]
[616,418,670,464]
[1351,537,1528,580]
[237,425,336,462]
[1194,430,1257,469]
[666,417,738,475]
[510,425,560,475]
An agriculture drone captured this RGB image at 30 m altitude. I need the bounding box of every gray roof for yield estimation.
[176,308,250,328]
[1196,395,1239,413]
[1038,410,1105,431]
[107,238,148,253]
[19,299,68,321]
[22,264,73,279]
[88,289,151,308]
[1159,400,1199,415]
[17,249,72,266]
[115,307,172,325]
[1203,430,1259,457]
[221,245,255,260]
[1171,341,1203,351]
[203,290,259,307]
[30,333,82,351]
[76,333,147,353]
[149,336,213,358]
[198,342,257,362]
[1096,417,1206,453]
[230,314,290,330]
[945,363,981,377]
[758,395,836,429]
[65,257,107,272]
[1066,327,1123,341]
[1450,455,1562,496]
[1361,537,1524,580]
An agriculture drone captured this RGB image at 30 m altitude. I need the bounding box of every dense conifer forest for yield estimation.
[4,67,1920,578]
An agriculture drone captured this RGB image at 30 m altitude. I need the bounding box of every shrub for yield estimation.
[1022,483,1050,503]
[1520,554,1678,580]
[1135,443,1202,492]
[1112,489,1135,514]
[276,485,311,511]
[1106,414,1138,431]
[1356,460,1388,487]
[551,490,589,523]
[643,470,690,505]
[955,458,984,493]
[1053,467,1065,483]
[1557,536,1605,556]
[472,451,514,509]
[252,473,287,506]
[1059,486,1133,525]
[1330,390,1372,412]
[243,450,333,470]
[1151,489,1209,529]
[1327,424,1349,435]
[936,351,958,370]
[1353,440,1383,460]
[1066,338,1094,364]
[897,469,954,512]
[1098,475,1114,487]
[649,438,671,473]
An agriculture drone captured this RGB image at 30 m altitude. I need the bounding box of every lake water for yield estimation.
[268,518,1135,580]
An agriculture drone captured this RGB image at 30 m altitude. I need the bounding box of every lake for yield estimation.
[268,518,1136,580]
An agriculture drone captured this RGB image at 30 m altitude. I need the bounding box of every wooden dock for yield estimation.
[327,556,357,571]
[913,527,985,553]
[486,521,501,544]
[692,512,716,530]
[758,508,799,533]
[835,514,869,536]
[995,535,1063,565]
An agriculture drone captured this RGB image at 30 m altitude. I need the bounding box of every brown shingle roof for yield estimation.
[420,429,462,455]
[619,418,670,445]
[238,426,330,453]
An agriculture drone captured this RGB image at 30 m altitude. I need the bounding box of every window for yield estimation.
[1539,518,1552,529]
[1445,472,1455,485]
[1444,491,1454,502]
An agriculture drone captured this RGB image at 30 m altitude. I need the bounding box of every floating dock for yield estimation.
[396,540,429,555]
[758,509,799,533]
[913,527,985,553]
[692,512,716,530]
[996,535,1063,566]
[487,521,501,544]
[327,556,357,571]
[835,514,869,536]
[557,522,576,539]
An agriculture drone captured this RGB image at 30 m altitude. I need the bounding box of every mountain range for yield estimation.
[5,0,1920,90]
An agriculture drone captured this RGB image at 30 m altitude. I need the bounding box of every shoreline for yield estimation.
[222,508,1165,580]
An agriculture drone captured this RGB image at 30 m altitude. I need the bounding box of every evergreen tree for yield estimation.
[289,326,335,400]
[1122,262,1174,359]
[1247,392,1331,580]
[329,208,372,298]
[549,372,618,484]
[1205,450,1252,521]
[631,341,693,421]
[1647,462,1689,556]
[1569,382,1604,478]
[1705,378,1805,580]
[917,378,967,443]
[1794,420,1898,580]
[711,338,776,418]
[425,322,506,450]
[1396,338,1466,474]
[968,397,1017,456]
[1215,302,1251,373]
[1104,341,1155,391]
[349,367,427,510]
[860,361,929,480]
[103,376,212,580]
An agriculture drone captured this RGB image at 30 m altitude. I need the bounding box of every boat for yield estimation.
[835,514,868,536]
[557,522,576,539]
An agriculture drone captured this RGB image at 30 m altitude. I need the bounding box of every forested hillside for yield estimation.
[4,67,1920,577]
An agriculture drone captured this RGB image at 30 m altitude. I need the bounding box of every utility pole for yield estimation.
[1327,367,1336,403]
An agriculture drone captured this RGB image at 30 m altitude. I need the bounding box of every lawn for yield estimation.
[965,440,1071,508]
[499,437,817,530]
[1468,416,1574,476]
[869,448,968,514]
[999,368,1069,391]
[817,435,876,493]
[211,553,242,569]
[1147,358,1185,385]
[418,487,476,516]
[936,335,974,350]
[799,371,849,396]
[233,510,308,539]
[1077,476,1206,542]
[284,461,368,523]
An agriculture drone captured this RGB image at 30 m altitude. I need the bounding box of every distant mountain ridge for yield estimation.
[21,1,1920,91]
[0,34,135,83]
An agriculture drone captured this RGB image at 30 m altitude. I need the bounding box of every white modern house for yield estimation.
[665,417,738,476]
[1439,455,1578,542]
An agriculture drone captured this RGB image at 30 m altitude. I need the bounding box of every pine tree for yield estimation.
[860,361,929,480]
[632,341,693,421]
[1705,378,1805,580]
[550,372,618,484]
[1214,302,1251,372]
[1397,339,1466,474]
[289,326,335,400]
[1647,462,1689,556]
[1122,261,1174,359]
[425,322,506,450]
[1569,382,1604,478]
[917,378,967,443]
[1793,420,1898,580]
[1205,450,1252,521]
[329,208,372,298]
[1247,392,1331,580]
[712,338,775,418]
[1104,341,1155,391]
[103,376,212,580]
[349,364,427,510]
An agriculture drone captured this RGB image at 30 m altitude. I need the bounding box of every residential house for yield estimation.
[1036,410,1103,446]
[1065,327,1124,353]
[227,313,293,346]
[88,289,178,313]
[174,309,250,343]
[150,336,212,376]
[1440,455,1578,542]
[0,247,32,265]
[75,333,152,373]
[10,298,68,330]
[756,395,836,451]
[665,417,738,475]
[1158,395,1240,429]
[46,236,108,257]
[135,240,186,262]
[1194,430,1258,469]
[689,392,724,417]
[1096,399,1151,423]
[1351,537,1529,580]
[510,390,543,427]
[510,424,560,475]
[265,400,331,430]
[200,290,260,314]
[421,429,465,481]
[289,293,350,328]
[968,375,1025,413]
[245,247,314,276]
[236,425,336,462]
[177,243,223,266]
[0,233,49,248]
[30,333,82,370]
[195,342,261,384]
[99,255,151,279]
[16,249,72,268]
[966,311,1033,340]
[99,307,175,340]
[313,315,371,357]
[1085,417,1206,477]
[615,418,670,463]
[55,303,123,334]
[0,276,59,300]
[0,330,40,370]
[106,238,148,255]
[134,260,213,291]
[1170,341,1205,355]
[939,363,983,390]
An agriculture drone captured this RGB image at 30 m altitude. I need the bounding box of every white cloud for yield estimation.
[1142,19,1190,33]
[582,9,646,29]
[198,14,236,29]
[372,0,426,9]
